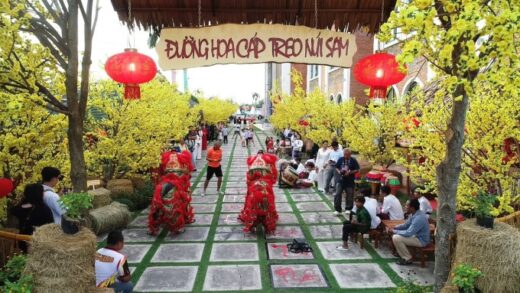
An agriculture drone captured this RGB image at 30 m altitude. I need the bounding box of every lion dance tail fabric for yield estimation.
[148,150,194,235]
[239,153,278,234]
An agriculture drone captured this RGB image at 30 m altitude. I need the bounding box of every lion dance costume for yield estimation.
[239,152,279,233]
[148,150,194,235]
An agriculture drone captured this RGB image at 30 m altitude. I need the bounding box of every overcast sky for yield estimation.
[90,3,265,104]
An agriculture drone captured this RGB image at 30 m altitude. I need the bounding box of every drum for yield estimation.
[281,167,298,186]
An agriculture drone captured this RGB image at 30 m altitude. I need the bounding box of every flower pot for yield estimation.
[476,215,494,229]
[61,215,80,234]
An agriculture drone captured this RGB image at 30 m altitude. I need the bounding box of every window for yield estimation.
[328,66,339,72]
[309,65,319,79]
[404,81,419,97]
[329,95,334,102]
[336,94,343,104]
[386,87,397,103]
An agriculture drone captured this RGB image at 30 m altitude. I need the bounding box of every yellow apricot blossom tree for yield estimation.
[85,79,197,183]
[0,93,69,220]
[342,100,406,168]
[270,71,345,143]
[379,0,520,289]
[194,98,237,126]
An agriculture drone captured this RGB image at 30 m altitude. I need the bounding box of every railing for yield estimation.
[0,229,31,267]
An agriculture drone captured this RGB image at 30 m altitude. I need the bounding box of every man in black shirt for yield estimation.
[333,149,360,215]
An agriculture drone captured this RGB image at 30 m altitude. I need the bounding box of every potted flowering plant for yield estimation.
[58,192,93,234]
[469,192,496,229]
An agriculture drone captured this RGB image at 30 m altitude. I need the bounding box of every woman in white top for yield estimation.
[194,130,203,160]
[315,141,331,192]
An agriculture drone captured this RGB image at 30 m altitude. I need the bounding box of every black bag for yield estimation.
[287,238,313,253]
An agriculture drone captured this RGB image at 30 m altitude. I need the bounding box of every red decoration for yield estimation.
[353,52,406,99]
[298,119,309,127]
[0,178,14,198]
[105,48,157,100]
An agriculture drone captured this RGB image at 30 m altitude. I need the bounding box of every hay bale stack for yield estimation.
[24,224,96,293]
[90,288,114,293]
[129,176,147,190]
[450,219,520,293]
[440,285,459,293]
[106,179,134,197]
[88,188,112,208]
[86,202,131,235]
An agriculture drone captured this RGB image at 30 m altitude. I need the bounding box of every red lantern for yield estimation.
[105,48,157,100]
[0,178,14,198]
[353,52,406,99]
[298,119,309,127]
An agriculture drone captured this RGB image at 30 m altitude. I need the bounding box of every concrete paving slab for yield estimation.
[210,243,259,262]
[134,266,198,292]
[276,203,293,212]
[121,244,151,263]
[129,215,148,227]
[151,243,205,263]
[191,203,216,213]
[193,213,214,225]
[267,243,314,260]
[191,195,218,204]
[203,265,262,291]
[123,228,156,242]
[290,193,323,202]
[308,225,343,240]
[373,243,399,259]
[271,264,328,288]
[221,203,245,213]
[296,202,331,212]
[165,227,210,241]
[389,262,435,287]
[316,241,372,260]
[214,226,257,241]
[222,194,246,203]
[277,213,299,224]
[301,212,342,224]
[218,213,241,225]
[329,264,396,288]
[266,226,305,240]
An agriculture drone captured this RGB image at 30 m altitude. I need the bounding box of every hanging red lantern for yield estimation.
[0,178,14,198]
[353,52,406,99]
[298,119,309,127]
[105,48,157,100]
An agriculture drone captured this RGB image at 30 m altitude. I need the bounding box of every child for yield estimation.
[95,230,133,292]
[296,161,318,188]
[336,196,371,250]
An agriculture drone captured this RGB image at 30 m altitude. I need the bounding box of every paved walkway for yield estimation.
[117,127,434,292]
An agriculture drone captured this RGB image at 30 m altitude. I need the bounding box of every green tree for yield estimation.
[379,0,520,290]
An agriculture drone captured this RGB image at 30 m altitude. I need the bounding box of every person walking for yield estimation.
[315,141,331,192]
[333,149,360,215]
[222,125,229,144]
[202,141,224,196]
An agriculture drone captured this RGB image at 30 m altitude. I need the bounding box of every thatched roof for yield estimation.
[110,0,396,33]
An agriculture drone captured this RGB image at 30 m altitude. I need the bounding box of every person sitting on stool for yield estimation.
[391,198,430,265]
[336,196,371,250]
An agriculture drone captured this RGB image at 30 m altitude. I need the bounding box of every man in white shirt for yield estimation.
[352,189,381,229]
[380,185,404,220]
[95,230,133,292]
[283,127,292,139]
[41,167,66,225]
[291,134,303,160]
[413,187,433,217]
[324,141,343,194]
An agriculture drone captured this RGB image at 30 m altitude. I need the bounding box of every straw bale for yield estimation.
[440,285,459,293]
[86,202,131,235]
[129,176,147,190]
[450,219,520,293]
[90,288,114,293]
[24,224,96,293]
[88,188,112,208]
[106,179,134,197]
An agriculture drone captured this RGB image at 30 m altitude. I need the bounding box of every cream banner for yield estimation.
[155,23,357,70]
